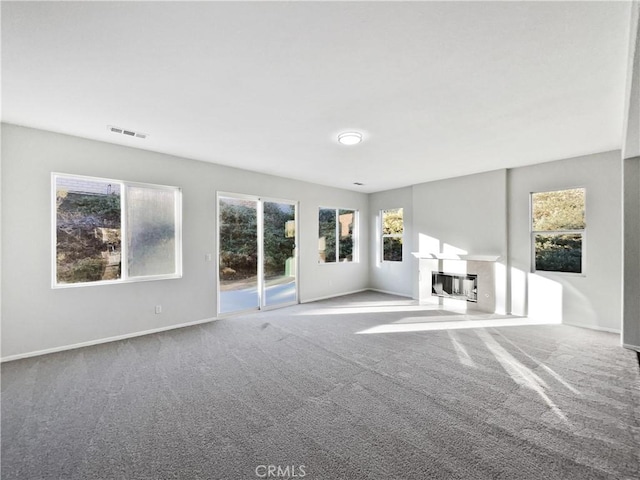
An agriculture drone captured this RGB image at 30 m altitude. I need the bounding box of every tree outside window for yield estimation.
[531,188,585,274]
[382,208,403,262]
[319,208,357,263]
[54,174,181,286]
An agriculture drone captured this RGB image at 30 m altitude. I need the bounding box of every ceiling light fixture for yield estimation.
[338,131,362,146]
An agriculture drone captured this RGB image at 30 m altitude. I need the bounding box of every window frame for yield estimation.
[52,173,183,288]
[381,207,404,263]
[318,206,359,264]
[530,187,586,276]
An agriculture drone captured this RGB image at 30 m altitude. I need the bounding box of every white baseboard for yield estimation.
[562,321,621,334]
[367,288,414,299]
[301,288,368,304]
[1,317,219,363]
[622,343,640,353]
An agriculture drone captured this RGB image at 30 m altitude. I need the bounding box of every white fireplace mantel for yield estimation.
[411,252,500,262]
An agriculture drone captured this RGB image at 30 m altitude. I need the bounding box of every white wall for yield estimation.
[623,156,640,349]
[508,151,622,332]
[1,124,369,358]
[411,170,508,306]
[621,2,640,350]
[368,187,413,297]
[1,123,628,358]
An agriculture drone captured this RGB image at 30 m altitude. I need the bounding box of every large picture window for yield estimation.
[318,208,357,263]
[53,174,182,287]
[531,188,585,274]
[382,208,403,262]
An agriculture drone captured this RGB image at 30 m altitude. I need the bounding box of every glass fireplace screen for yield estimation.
[431,271,478,302]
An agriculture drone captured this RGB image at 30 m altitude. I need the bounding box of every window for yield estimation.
[531,188,585,274]
[318,208,357,263]
[53,174,181,286]
[382,208,403,262]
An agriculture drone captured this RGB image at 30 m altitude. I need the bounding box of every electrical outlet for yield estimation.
[155,305,162,314]
[205,253,212,261]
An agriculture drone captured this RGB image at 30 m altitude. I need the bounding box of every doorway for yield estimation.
[217,194,298,315]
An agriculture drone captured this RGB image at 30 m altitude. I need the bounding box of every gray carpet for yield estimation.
[2,291,639,479]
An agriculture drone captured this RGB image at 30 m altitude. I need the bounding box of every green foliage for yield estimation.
[58,192,121,226]
[535,234,582,273]
[219,200,258,276]
[382,208,403,261]
[338,210,354,261]
[319,209,337,263]
[263,203,295,276]
[318,209,355,262]
[532,189,585,231]
[57,257,107,283]
[383,237,403,262]
[339,235,353,262]
[219,200,295,277]
[532,189,584,273]
[382,208,403,235]
[56,192,122,283]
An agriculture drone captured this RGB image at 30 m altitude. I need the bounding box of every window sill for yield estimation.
[52,273,182,289]
[532,270,585,278]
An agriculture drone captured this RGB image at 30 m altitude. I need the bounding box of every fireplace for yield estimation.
[431,271,478,303]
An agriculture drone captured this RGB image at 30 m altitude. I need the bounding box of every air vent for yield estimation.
[107,125,148,139]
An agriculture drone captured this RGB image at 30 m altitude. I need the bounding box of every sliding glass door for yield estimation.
[218,194,297,315]
[218,196,259,314]
[263,201,297,307]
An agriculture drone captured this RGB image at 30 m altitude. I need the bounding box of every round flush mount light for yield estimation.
[338,131,362,146]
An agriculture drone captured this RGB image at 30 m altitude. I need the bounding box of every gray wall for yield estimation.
[508,151,622,332]
[370,156,623,333]
[368,186,413,297]
[623,156,640,349]
[1,124,369,358]
[1,123,628,359]
[621,3,640,351]
[411,170,508,303]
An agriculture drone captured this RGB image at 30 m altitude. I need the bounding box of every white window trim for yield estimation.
[318,207,359,264]
[381,208,404,263]
[530,188,586,276]
[216,191,300,314]
[52,173,182,288]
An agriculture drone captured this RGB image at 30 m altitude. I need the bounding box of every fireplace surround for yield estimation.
[413,253,503,313]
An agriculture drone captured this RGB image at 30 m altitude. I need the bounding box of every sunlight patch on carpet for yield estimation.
[356,316,555,334]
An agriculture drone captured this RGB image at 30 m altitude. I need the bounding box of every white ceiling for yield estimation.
[1,1,633,193]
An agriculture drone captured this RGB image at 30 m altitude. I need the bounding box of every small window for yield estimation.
[53,174,182,287]
[382,208,403,262]
[318,208,357,263]
[531,188,585,274]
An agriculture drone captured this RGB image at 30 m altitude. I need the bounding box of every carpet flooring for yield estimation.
[2,291,639,479]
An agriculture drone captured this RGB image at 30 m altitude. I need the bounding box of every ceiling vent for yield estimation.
[108,125,148,139]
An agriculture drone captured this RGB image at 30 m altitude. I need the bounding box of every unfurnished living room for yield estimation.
[1,1,640,479]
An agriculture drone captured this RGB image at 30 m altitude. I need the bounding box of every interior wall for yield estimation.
[1,124,369,359]
[623,157,640,350]
[508,151,622,332]
[368,186,413,297]
[621,2,640,351]
[411,170,508,307]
